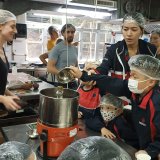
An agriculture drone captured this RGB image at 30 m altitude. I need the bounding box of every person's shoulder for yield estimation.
[52,41,63,51]
[107,40,125,54]
[56,41,64,47]
[139,39,156,50]
[110,40,124,48]
[138,39,157,56]
[109,40,125,50]
[47,39,52,43]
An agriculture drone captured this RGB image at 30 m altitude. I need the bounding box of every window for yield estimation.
[26,27,44,61]
[26,14,121,63]
[79,31,96,62]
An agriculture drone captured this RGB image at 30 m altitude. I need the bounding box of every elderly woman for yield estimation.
[0,9,20,111]
[70,54,160,159]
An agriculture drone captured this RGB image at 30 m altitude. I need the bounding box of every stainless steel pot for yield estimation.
[39,87,79,128]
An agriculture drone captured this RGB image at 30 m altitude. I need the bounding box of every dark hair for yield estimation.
[48,26,58,36]
[61,24,76,34]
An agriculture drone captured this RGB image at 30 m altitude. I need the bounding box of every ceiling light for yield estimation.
[67,2,117,11]
[33,12,75,18]
[58,8,112,19]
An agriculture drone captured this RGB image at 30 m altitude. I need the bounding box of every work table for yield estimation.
[0,73,54,127]
[7,72,54,101]
[1,119,137,160]
[2,73,137,159]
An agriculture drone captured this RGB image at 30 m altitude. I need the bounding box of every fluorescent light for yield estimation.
[33,13,75,18]
[58,8,111,19]
[33,13,52,17]
[67,2,117,11]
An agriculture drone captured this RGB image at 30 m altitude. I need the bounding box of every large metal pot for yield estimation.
[39,87,79,128]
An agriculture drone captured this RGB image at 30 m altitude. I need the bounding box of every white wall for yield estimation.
[5,13,27,63]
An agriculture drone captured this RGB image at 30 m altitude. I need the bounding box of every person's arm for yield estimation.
[71,68,131,98]
[47,46,60,75]
[47,59,59,75]
[72,41,79,46]
[39,52,48,65]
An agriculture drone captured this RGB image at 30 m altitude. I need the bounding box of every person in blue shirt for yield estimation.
[47,24,78,89]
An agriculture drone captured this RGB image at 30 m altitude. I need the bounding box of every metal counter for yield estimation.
[8,75,54,101]
[1,119,137,160]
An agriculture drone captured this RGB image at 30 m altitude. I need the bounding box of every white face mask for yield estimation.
[128,79,149,94]
[100,105,122,122]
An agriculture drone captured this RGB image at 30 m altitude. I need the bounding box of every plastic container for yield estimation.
[12,65,17,74]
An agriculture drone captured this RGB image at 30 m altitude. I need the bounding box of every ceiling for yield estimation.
[0,0,117,15]
[0,0,159,22]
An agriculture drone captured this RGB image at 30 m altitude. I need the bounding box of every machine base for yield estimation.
[37,121,79,157]
[37,146,55,160]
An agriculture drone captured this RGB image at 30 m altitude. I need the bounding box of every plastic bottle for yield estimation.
[12,64,17,74]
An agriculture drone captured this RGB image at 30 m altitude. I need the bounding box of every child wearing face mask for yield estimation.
[78,82,130,141]
[100,94,124,139]
[100,94,138,144]
[70,55,160,160]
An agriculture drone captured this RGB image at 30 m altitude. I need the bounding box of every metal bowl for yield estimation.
[57,68,75,84]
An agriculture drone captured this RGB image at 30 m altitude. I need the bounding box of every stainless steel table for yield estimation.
[8,73,54,101]
[1,119,137,160]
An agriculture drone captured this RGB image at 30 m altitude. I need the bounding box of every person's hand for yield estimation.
[101,127,116,139]
[85,70,97,86]
[88,69,96,75]
[80,68,97,87]
[72,41,79,46]
[135,150,149,158]
[78,111,83,119]
[84,62,98,71]
[69,66,82,78]
[2,96,21,111]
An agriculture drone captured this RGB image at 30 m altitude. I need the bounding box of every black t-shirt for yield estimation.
[0,50,9,109]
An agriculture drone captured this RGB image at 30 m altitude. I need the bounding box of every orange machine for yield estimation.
[37,120,78,158]
[37,87,79,159]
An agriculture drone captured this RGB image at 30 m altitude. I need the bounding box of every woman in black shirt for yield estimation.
[0,9,21,111]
